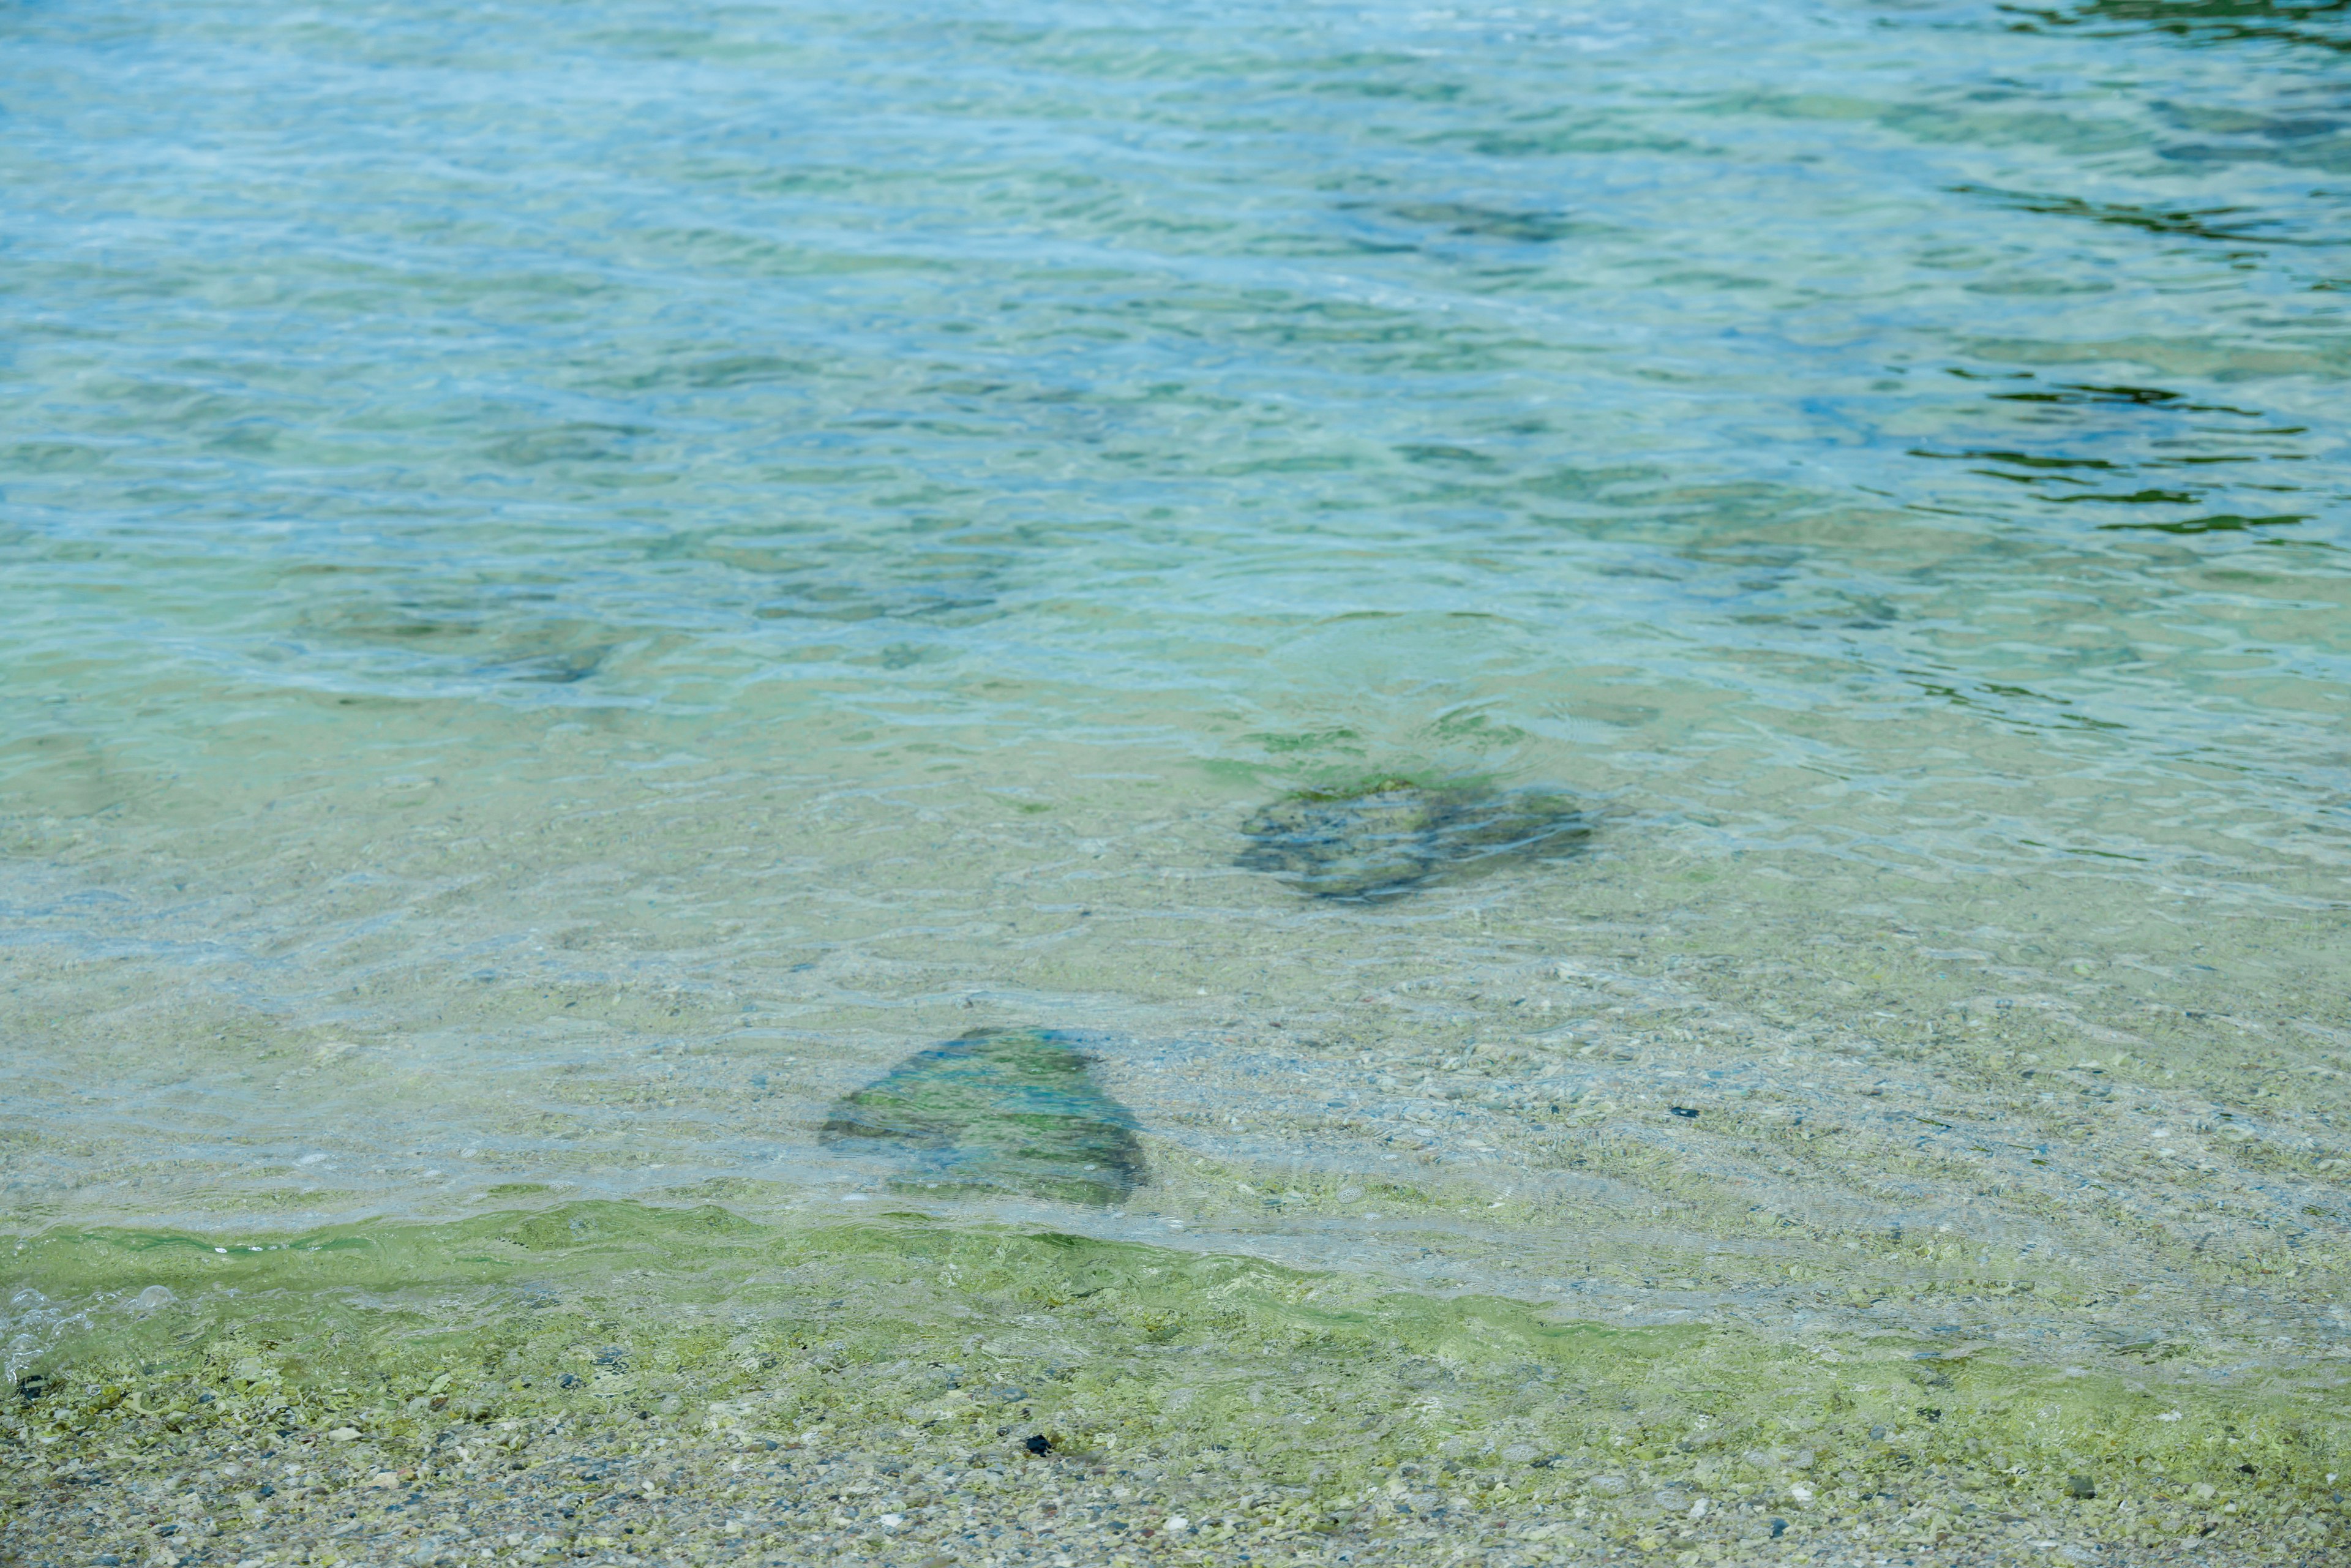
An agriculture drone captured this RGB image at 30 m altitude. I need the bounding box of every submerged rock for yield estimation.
[818,1027,1142,1204]
[1236,778,1590,899]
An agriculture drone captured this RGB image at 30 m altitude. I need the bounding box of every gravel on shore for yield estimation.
[9,1363,2341,1568]
[4,1404,2341,1568]
[5,1206,2343,1567]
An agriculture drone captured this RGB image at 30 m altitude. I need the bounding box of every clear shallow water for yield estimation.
[3,0,2348,1387]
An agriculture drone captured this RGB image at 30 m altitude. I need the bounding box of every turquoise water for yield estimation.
[4,0,2347,1384]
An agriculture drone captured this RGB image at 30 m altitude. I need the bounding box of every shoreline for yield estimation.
[4,1204,2343,1567]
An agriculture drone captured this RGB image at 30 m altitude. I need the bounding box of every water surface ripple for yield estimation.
[2,0,2347,1386]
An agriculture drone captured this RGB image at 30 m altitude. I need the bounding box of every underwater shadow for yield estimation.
[1236,778,1592,901]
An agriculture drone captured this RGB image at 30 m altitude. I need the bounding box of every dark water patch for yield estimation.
[819,1027,1142,1205]
[1907,363,2316,530]
[2004,0,2351,55]
[1246,726,1364,757]
[2097,512,2305,535]
[470,648,606,684]
[749,587,999,625]
[1988,383,2269,417]
[591,351,834,394]
[1237,778,1591,901]
[1396,443,1502,468]
[1948,184,2306,246]
[2159,103,2349,143]
[480,422,653,469]
[288,593,616,691]
[2050,487,2202,505]
[1902,669,2129,733]
[1910,447,2123,482]
[672,533,1007,627]
[1379,201,1587,243]
[2160,136,2351,174]
[2153,102,2351,172]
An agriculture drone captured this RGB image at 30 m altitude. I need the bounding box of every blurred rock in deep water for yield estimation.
[1237,778,1591,900]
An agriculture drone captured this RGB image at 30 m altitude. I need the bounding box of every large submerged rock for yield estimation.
[1237,778,1591,900]
[818,1027,1143,1204]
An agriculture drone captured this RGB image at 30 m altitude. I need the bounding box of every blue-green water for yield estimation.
[3,0,2347,1382]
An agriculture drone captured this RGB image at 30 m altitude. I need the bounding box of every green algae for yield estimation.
[1236,777,1591,900]
[6,1200,2345,1560]
[819,1027,1143,1204]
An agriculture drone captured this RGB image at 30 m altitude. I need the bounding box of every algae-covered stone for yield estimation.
[1237,778,1590,899]
[819,1027,1142,1204]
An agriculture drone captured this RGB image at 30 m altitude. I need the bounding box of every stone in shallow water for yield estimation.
[818,1027,1142,1204]
[1235,778,1591,899]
